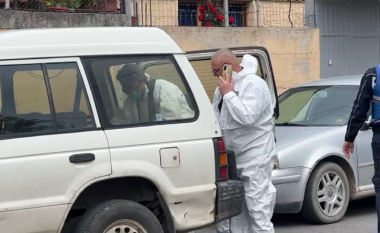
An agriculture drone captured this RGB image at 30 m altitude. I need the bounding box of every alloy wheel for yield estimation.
[317,171,346,217]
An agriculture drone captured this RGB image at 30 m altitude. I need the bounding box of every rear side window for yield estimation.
[82,55,197,129]
[46,63,94,131]
[11,64,53,133]
[0,62,95,137]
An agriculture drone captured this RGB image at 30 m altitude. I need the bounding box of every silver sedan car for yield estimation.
[272,75,374,224]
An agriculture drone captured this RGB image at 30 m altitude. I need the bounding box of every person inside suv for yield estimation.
[111,63,194,125]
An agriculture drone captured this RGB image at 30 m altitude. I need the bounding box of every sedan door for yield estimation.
[355,107,374,191]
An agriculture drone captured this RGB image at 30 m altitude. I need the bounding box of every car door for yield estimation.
[185,46,279,119]
[0,58,111,233]
[81,54,221,230]
[356,107,374,190]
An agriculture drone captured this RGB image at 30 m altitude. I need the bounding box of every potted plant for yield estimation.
[45,0,75,12]
[85,0,119,12]
[78,0,93,10]
[198,0,235,27]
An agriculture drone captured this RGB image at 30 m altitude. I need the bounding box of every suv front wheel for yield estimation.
[301,162,350,224]
[74,199,164,233]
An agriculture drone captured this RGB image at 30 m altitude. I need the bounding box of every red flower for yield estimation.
[199,5,206,13]
[206,22,212,27]
[212,8,218,14]
[229,16,235,24]
[208,2,214,9]
[217,14,224,21]
[198,14,205,22]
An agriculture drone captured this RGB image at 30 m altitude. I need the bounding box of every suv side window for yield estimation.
[82,55,197,128]
[2,64,54,134]
[0,62,95,137]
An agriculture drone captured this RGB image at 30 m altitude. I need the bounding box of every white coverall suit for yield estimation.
[111,78,194,124]
[213,54,277,233]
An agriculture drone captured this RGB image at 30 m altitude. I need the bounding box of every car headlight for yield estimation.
[273,156,280,170]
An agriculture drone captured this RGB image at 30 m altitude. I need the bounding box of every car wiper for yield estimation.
[275,122,305,126]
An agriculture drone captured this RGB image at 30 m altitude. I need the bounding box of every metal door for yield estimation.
[317,1,380,78]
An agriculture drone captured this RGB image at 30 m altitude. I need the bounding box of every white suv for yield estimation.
[0,27,278,233]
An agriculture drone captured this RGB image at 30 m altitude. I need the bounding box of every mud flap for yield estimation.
[215,180,245,223]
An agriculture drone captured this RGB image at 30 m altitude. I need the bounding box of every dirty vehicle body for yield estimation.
[0,28,279,233]
[273,75,375,224]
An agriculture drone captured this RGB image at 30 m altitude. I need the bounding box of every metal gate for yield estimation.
[317,1,380,78]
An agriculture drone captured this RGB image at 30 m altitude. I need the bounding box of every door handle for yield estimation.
[69,153,95,163]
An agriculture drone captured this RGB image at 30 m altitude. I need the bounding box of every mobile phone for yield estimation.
[222,64,233,80]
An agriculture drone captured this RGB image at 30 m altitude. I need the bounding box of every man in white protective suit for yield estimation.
[211,48,277,233]
[111,63,194,125]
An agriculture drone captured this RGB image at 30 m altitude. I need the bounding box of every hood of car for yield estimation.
[275,126,339,151]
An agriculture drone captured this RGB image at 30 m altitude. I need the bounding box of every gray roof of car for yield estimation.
[293,75,362,87]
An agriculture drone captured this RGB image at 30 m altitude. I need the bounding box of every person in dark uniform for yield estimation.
[343,66,380,232]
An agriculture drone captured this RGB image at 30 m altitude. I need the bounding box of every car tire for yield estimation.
[301,162,350,224]
[74,199,164,233]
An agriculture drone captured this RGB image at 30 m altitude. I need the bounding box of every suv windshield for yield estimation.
[275,85,359,126]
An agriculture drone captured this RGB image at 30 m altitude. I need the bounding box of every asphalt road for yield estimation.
[194,197,377,233]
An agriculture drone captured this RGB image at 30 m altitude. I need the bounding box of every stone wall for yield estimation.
[0,10,131,28]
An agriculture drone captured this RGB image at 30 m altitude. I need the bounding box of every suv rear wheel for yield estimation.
[301,162,350,224]
[74,199,164,233]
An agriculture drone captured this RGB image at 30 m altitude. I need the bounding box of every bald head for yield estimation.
[212,48,236,62]
[211,48,239,76]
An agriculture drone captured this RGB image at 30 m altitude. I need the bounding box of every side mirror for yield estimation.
[360,115,372,131]
[360,122,370,131]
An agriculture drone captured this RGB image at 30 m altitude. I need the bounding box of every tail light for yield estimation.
[216,139,229,181]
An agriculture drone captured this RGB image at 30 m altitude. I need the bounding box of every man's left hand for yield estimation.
[343,141,354,159]
[219,74,234,96]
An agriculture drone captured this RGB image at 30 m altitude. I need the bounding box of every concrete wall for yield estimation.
[0,10,131,28]
[248,1,305,28]
[162,27,320,96]
[0,0,304,28]
[132,0,305,27]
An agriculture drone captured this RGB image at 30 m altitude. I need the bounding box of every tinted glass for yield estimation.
[46,63,95,131]
[0,64,53,134]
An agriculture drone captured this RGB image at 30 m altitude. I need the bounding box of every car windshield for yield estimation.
[275,85,359,126]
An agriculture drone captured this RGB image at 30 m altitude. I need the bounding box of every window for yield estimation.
[188,55,263,102]
[178,2,247,27]
[229,4,246,27]
[46,63,95,131]
[0,62,95,137]
[8,64,53,134]
[178,3,198,26]
[83,55,197,128]
[275,85,359,126]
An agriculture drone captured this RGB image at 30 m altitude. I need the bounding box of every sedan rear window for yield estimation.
[275,85,359,126]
